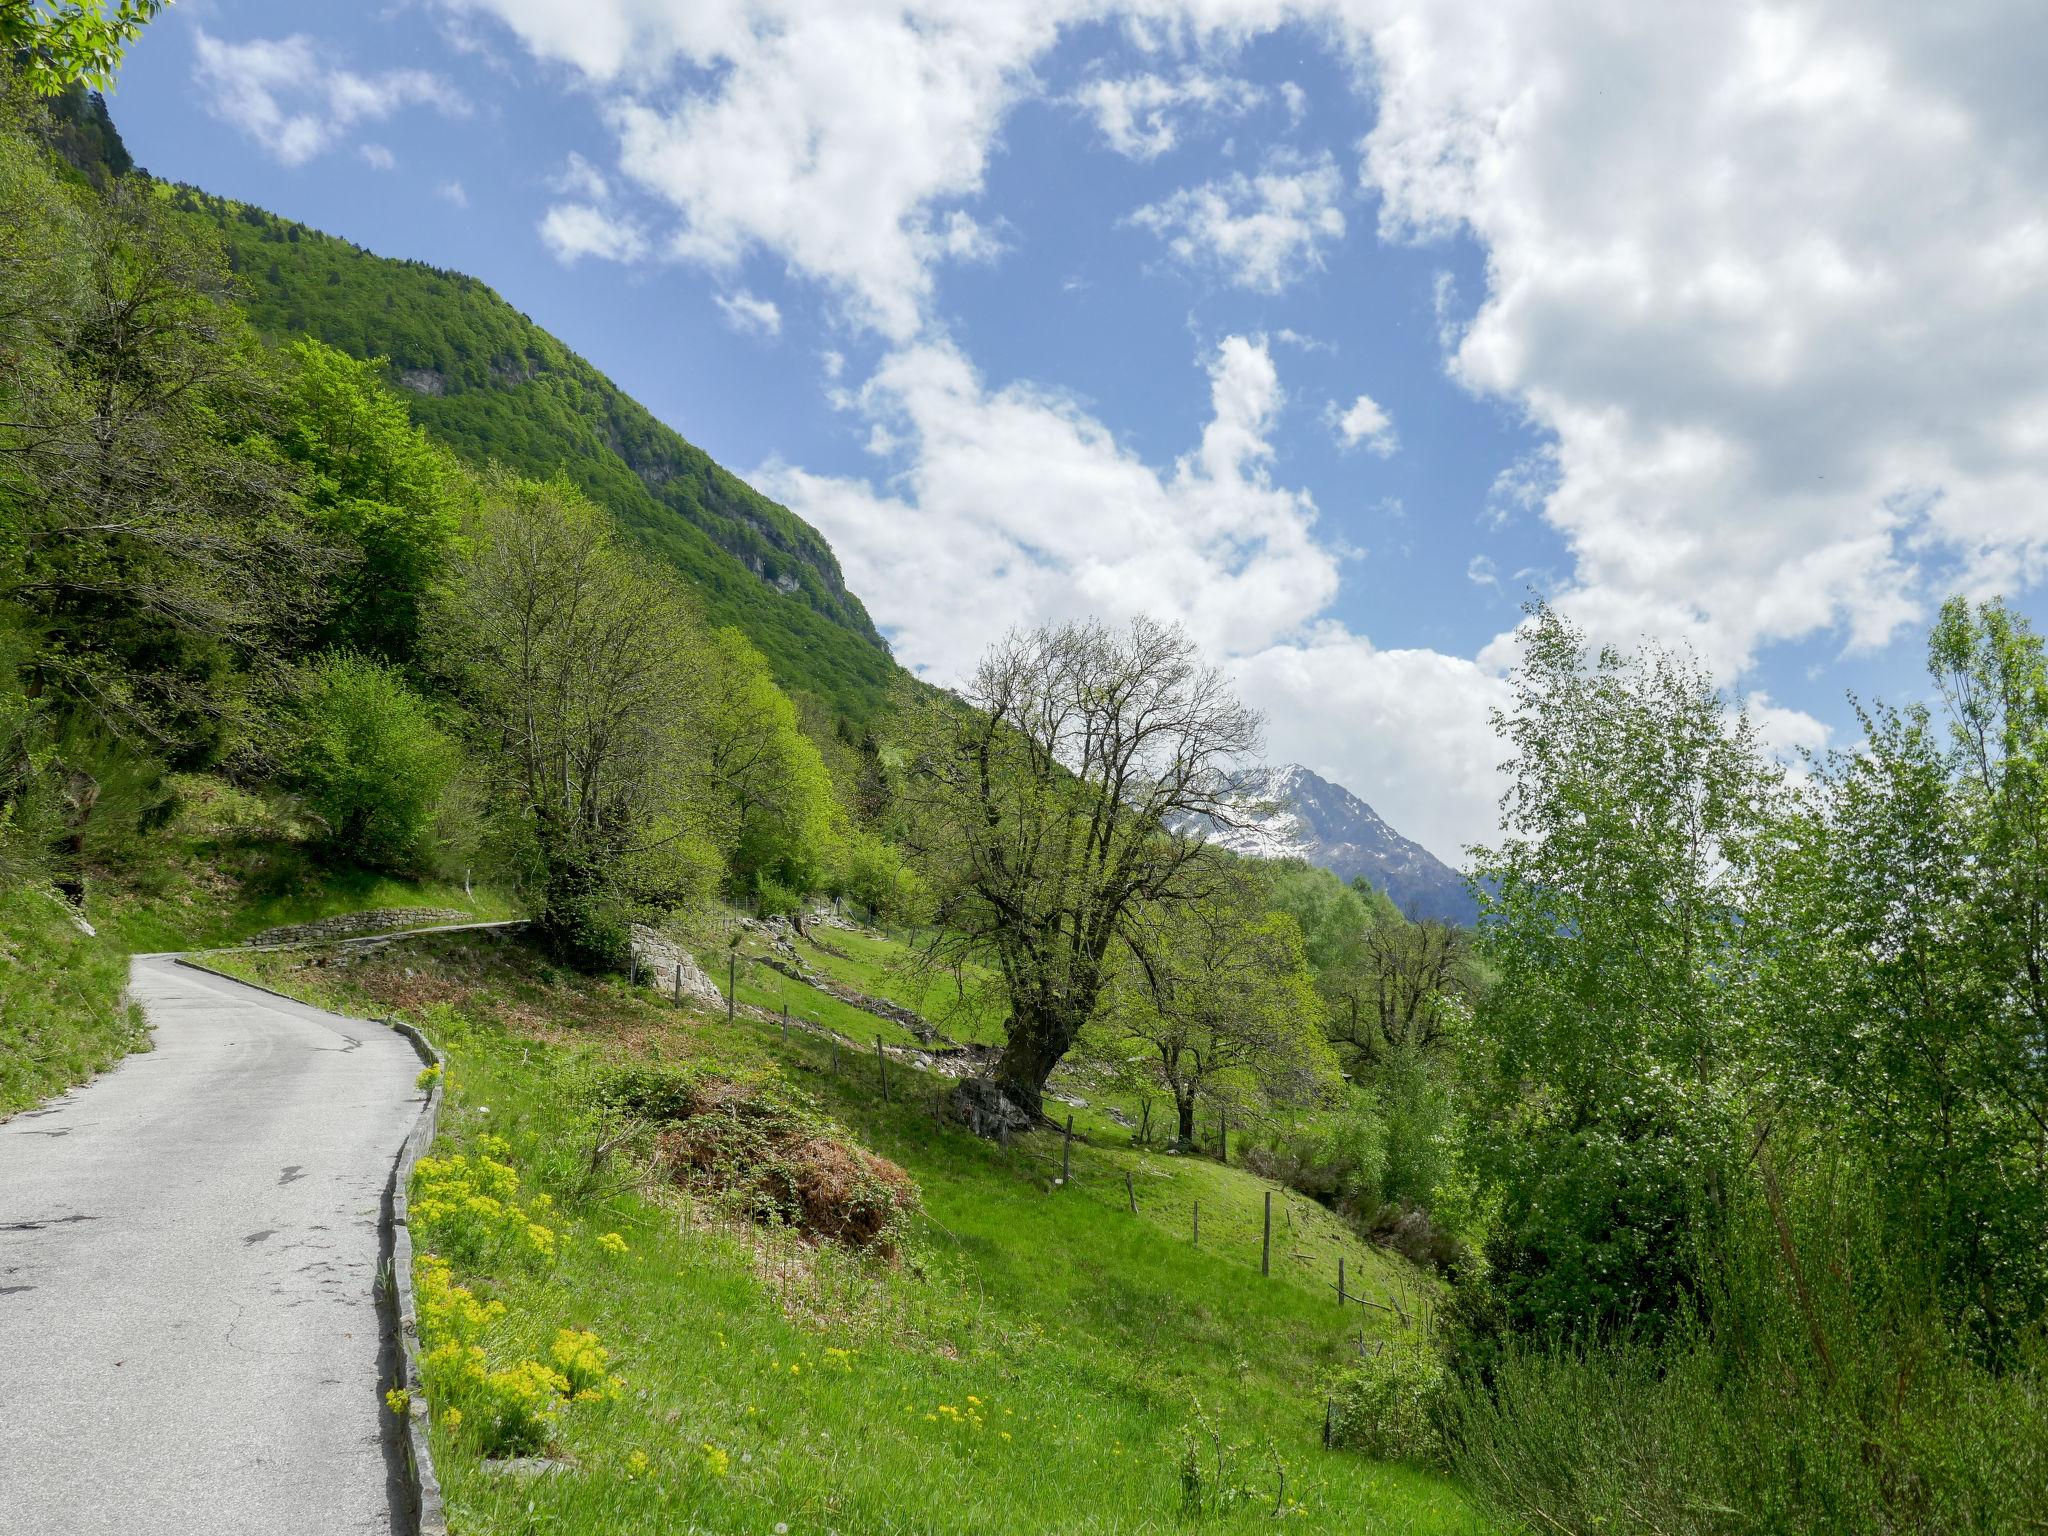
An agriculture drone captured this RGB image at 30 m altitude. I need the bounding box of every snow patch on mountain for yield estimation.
[1192,763,1476,925]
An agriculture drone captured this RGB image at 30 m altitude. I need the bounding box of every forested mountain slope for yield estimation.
[59,92,900,723]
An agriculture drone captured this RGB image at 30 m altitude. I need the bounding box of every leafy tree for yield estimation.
[1760,597,2048,1356]
[700,626,839,905]
[895,617,1261,1122]
[433,474,717,967]
[2,2,167,95]
[1096,878,1336,1145]
[1,171,320,758]
[1465,603,1779,1340]
[286,653,458,873]
[270,338,464,662]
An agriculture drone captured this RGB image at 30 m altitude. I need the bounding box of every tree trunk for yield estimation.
[991,1002,1089,1123]
[1176,1091,1197,1146]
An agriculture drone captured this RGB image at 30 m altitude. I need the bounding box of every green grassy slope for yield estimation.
[212,924,1488,1535]
[0,884,145,1118]
[148,182,900,722]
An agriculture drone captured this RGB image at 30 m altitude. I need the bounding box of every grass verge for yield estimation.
[209,928,1492,1535]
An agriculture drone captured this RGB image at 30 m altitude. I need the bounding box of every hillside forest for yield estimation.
[2,48,2045,1536]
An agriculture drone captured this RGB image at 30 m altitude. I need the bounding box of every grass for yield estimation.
[0,772,516,1118]
[86,774,516,954]
[210,926,1494,1535]
[0,882,147,1118]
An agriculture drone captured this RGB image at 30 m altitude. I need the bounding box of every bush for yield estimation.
[1326,1345,1449,1467]
[600,1062,919,1252]
[1242,1095,1388,1209]
[289,654,458,873]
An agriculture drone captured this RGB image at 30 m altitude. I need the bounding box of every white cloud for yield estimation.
[1129,150,1348,293]
[359,143,395,171]
[1331,393,1397,456]
[1467,554,1498,589]
[537,202,645,262]
[716,290,783,337]
[191,30,461,167]
[1230,636,1510,864]
[437,180,470,210]
[1279,80,1308,126]
[1357,0,2048,675]
[1744,692,1832,759]
[435,0,2048,855]
[1069,69,1263,160]
[759,333,1336,670]
[545,150,611,202]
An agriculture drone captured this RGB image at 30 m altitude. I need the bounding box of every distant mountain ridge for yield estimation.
[1194,764,1477,925]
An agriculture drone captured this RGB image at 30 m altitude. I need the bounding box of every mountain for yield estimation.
[1196,764,1477,925]
[54,91,900,724]
[179,186,902,721]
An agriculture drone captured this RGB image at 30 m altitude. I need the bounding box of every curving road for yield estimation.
[0,957,424,1535]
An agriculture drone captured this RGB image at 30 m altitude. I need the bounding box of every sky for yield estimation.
[102,0,2048,865]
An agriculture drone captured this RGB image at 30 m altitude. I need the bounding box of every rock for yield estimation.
[950,1077,1036,1140]
[628,926,724,1007]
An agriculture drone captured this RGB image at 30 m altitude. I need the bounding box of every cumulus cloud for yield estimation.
[1069,69,1263,160]
[191,30,461,167]
[1129,150,1348,293]
[437,180,470,209]
[359,143,395,171]
[1331,393,1397,456]
[433,0,2048,856]
[537,203,645,262]
[716,290,783,337]
[545,150,611,202]
[1357,0,2048,674]
[759,334,1336,669]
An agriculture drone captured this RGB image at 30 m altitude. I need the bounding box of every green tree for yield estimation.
[1466,603,1779,1339]
[287,653,457,873]
[433,474,716,967]
[271,338,463,662]
[1096,879,1336,1146]
[895,617,1262,1124]
[2,2,167,95]
[1760,597,2048,1355]
[700,626,839,906]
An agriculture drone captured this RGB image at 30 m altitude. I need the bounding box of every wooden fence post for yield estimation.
[781,1001,788,1042]
[1061,1115,1073,1183]
[674,958,683,1008]
[1219,1113,1228,1165]
[1192,1201,1199,1247]
[876,1035,889,1103]
[1125,1170,1137,1214]
[1261,1190,1272,1277]
[1338,1256,1346,1308]
[726,952,736,1026]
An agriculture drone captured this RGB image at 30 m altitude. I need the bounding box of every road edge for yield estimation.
[174,955,450,1536]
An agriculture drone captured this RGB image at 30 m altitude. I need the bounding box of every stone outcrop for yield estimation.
[628,926,724,1007]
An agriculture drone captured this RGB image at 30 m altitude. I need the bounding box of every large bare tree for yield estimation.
[895,616,1261,1127]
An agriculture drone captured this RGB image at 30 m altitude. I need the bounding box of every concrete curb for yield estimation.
[386,1016,449,1536]
[172,954,449,1536]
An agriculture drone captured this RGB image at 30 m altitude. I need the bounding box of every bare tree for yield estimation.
[1326,916,1478,1065]
[894,616,1261,1126]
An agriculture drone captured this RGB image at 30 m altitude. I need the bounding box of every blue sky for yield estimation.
[103,1,2048,862]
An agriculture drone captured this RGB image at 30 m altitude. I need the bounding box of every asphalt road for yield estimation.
[0,957,424,1535]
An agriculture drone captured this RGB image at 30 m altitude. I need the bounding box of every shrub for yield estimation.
[600,1062,919,1252]
[288,653,458,873]
[1326,1346,1449,1467]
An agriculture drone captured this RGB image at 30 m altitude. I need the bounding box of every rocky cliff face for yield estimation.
[1190,763,1477,925]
